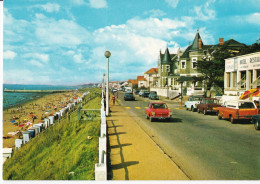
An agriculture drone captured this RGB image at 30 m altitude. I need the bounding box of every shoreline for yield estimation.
[2,90,77,148]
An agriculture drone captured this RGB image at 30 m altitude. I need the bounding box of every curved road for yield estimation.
[117,91,260,180]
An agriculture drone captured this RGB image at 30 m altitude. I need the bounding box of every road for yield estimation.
[116,91,260,180]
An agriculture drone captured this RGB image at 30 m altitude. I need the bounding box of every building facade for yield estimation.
[156,30,246,96]
[224,51,260,96]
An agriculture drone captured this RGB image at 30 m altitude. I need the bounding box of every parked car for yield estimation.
[216,100,259,124]
[141,91,150,98]
[184,96,203,112]
[149,93,159,100]
[251,115,260,130]
[124,92,135,101]
[134,89,140,95]
[125,88,132,93]
[197,98,221,115]
[139,90,146,96]
[145,102,172,122]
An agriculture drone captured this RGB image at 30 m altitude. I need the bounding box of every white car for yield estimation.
[185,96,203,112]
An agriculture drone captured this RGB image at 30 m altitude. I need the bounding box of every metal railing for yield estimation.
[95,90,107,180]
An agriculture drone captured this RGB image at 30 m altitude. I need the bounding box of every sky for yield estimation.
[2,0,260,85]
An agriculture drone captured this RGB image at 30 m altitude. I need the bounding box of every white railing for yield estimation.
[95,91,107,180]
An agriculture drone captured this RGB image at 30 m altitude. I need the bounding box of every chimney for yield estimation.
[219,38,224,45]
[199,38,202,49]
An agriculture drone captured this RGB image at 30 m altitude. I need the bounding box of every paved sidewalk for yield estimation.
[107,100,189,180]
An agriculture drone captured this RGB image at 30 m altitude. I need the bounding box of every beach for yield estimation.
[2,91,76,148]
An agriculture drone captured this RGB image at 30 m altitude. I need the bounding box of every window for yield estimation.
[181,60,186,69]
[166,65,170,72]
[192,57,197,69]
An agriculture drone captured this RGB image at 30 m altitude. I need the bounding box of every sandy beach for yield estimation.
[2,91,76,148]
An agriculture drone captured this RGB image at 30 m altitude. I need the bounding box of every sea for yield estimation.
[2,84,83,109]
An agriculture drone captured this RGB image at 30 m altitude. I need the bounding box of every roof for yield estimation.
[145,68,158,74]
[160,48,177,63]
[128,79,138,85]
[190,31,203,51]
[223,39,246,48]
[137,76,145,81]
[161,47,171,64]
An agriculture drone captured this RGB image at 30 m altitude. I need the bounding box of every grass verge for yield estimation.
[3,88,101,180]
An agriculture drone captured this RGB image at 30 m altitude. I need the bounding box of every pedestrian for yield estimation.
[112,95,116,105]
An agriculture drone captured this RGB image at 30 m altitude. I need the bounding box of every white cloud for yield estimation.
[73,0,86,5]
[40,3,60,13]
[89,0,108,8]
[34,17,90,47]
[23,53,49,63]
[73,53,85,63]
[193,0,216,21]
[246,13,260,25]
[165,0,179,8]
[29,59,44,67]
[144,9,166,17]
[4,50,17,60]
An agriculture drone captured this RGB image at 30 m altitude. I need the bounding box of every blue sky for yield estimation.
[3,0,260,85]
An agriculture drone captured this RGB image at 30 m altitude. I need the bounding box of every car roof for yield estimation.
[149,102,165,104]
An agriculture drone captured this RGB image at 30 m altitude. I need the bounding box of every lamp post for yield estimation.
[105,51,111,116]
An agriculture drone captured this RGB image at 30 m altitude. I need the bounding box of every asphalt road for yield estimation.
[116,91,260,180]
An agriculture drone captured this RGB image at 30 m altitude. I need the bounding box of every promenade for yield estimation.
[107,99,189,180]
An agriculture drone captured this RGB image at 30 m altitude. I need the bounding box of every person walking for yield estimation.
[112,95,116,105]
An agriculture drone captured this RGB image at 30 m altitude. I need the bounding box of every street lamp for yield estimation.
[105,51,111,116]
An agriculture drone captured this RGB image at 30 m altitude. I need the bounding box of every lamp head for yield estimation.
[104,51,111,58]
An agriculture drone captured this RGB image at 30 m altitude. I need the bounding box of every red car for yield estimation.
[145,102,172,122]
[197,98,221,115]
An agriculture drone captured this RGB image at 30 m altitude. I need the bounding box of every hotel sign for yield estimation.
[238,54,260,71]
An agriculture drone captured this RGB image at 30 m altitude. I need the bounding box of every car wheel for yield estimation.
[203,109,207,115]
[197,108,200,113]
[146,113,149,119]
[217,112,222,120]
[230,115,236,124]
[150,116,153,122]
[255,120,260,130]
[191,106,194,112]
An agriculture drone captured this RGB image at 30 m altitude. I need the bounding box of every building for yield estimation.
[143,68,159,88]
[224,51,260,96]
[155,29,246,96]
[128,79,138,88]
[137,76,146,88]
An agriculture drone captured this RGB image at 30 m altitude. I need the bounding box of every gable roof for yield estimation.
[137,76,145,81]
[128,79,138,85]
[144,68,158,74]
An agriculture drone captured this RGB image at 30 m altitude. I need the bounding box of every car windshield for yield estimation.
[151,103,167,109]
[125,93,133,96]
[239,102,255,109]
[144,92,150,94]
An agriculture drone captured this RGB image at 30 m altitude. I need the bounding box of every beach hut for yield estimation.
[22,131,30,144]
[60,109,64,117]
[15,139,23,150]
[3,148,13,162]
[56,111,61,119]
[33,124,41,133]
[27,129,35,138]
[38,122,46,130]
[44,118,50,127]
[48,116,54,125]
